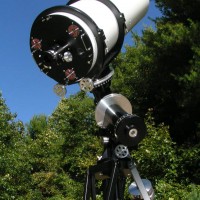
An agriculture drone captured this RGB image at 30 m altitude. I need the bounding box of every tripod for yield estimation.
[83,139,153,200]
[82,72,154,200]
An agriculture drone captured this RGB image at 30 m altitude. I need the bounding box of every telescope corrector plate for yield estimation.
[95,93,132,128]
[51,12,98,70]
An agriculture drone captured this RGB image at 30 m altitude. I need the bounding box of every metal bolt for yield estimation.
[63,51,73,62]
[129,128,138,138]
[79,78,94,92]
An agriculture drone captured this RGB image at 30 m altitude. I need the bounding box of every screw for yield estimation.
[129,128,138,138]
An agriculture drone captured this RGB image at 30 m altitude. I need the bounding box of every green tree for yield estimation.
[25,127,81,199]
[49,92,102,182]
[26,114,48,139]
[111,0,200,144]
[0,92,84,199]
[155,0,200,23]
[131,112,200,199]
[0,92,32,199]
[110,0,200,197]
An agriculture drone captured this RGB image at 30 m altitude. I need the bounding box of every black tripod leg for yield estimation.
[84,169,96,200]
[84,169,91,200]
[117,176,126,200]
[91,173,96,200]
[105,161,119,200]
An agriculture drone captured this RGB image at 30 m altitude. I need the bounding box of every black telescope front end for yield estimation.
[30,0,149,87]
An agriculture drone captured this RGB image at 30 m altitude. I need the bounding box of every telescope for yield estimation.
[30,0,149,147]
[30,1,154,199]
[30,0,149,86]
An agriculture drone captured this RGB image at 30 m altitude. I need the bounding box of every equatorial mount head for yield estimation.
[95,94,147,147]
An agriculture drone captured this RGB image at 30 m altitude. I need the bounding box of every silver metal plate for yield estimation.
[129,179,154,200]
[95,93,132,127]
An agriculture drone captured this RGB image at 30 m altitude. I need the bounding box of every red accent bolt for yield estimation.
[31,38,42,50]
[65,69,76,81]
[68,25,80,38]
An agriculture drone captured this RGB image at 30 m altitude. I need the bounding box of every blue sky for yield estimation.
[0,0,161,123]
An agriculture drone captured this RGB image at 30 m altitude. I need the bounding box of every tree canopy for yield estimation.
[0,90,200,199]
[111,0,200,144]
[0,0,200,199]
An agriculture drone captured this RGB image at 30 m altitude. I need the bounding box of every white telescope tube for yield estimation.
[71,0,119,53]
[110,0,149,31]
[70,0,149,53]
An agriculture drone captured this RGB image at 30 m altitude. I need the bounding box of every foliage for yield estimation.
[111,8,200,144]
[177,143,200,185]
[26,114,48,139]
[28,171,82,200]
[26,128,63,173]
[132,112,200,199]
[155,0,200,23]
[132,111,178,181]
[1,0,200,198]
[139,112,200,185]
[23,93,102,199]
[111,3,200,198]
[48,92,102,181]
[0,92,32,199]
[24,124,84,199]
[0,92,101,199]
[155,180,200,200]
[0,91,200,199]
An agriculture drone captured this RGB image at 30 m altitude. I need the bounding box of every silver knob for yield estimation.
[79,78,94,92]
[63,51,73,62]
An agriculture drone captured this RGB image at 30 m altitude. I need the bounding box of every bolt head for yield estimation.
[63,51,73,62]
[129,129,138,138]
